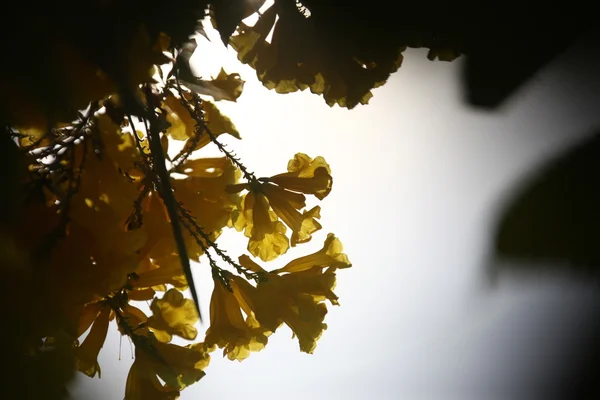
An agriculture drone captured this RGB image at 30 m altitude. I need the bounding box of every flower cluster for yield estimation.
[4,25,351,400]
[227,153,332,261]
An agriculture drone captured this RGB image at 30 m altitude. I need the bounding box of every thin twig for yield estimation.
[177,203,264,283]
[190,91,257,182]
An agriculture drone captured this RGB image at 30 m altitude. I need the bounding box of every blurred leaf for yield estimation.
[495,131,600,271]
[175,38,199,84]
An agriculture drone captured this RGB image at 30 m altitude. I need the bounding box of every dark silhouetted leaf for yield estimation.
[230,2,404,109]
[495,131,600,271]
[211,0,266,45]
[181,68,246,102]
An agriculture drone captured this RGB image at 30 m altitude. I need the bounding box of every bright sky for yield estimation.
[69,20,600,400]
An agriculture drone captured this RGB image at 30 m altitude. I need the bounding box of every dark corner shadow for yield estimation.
[491,129,600,276]
[487,129,600,399]
[462,15,599,109]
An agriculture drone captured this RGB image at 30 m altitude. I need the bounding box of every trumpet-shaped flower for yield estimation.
[273,233,351,273]
[148,289,199,343]
[150,340,210,389]
[131,256,188,292]
[142,156,238,265]
[231,234,351,353]
[125,353,180,400]
[204,273,270,361]
[234,191,290,261]
[261,183,322,246]
[76,304,111,378]
[227,153,332,261]
[124,337,210,399]
[268,153,332,200]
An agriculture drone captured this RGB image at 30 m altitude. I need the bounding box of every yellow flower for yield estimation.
[172,157,239,238]
[77,300,105,338]
[76,303,110,378]
[125,339,210,399]
[132,256,188,291]
[268,153,332,200]
[127,287,156,302]
[141,157,238,269]
[117,304,150,336]
[148,289,199,343]
[232,234,350,353]
[59,140,148,297]
[125,353,180,400]
[261,183,322,246]
[97,113,145,180]
[273,233,351,273]
[227,153,332,261]
[235,191,290,261]
[151,340,210,389]
[204,273,270,361]
[163,92,241,145]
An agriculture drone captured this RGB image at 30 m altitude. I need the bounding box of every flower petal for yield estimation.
[125,354,180,400]
[240,192,289,261]
[247,220,289,261]
[148,289,199,342]
[275,233,351,273]
[204,276,269,361]
[269,154,332,200]
[77,305,110,378]
[77,301,104,337]
[151,341,209,389]
[133,256,188,290]
[238,254,267,274]
[234,256,344,353]
[262,184,321,246]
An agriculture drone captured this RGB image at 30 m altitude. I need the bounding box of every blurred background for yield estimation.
[70,22,600,400]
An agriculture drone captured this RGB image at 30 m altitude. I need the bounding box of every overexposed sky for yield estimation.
[70,21,600,400]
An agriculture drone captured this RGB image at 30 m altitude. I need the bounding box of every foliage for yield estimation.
[0,3,356,399]
[5,0,560,397]
[1,0,472,136]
